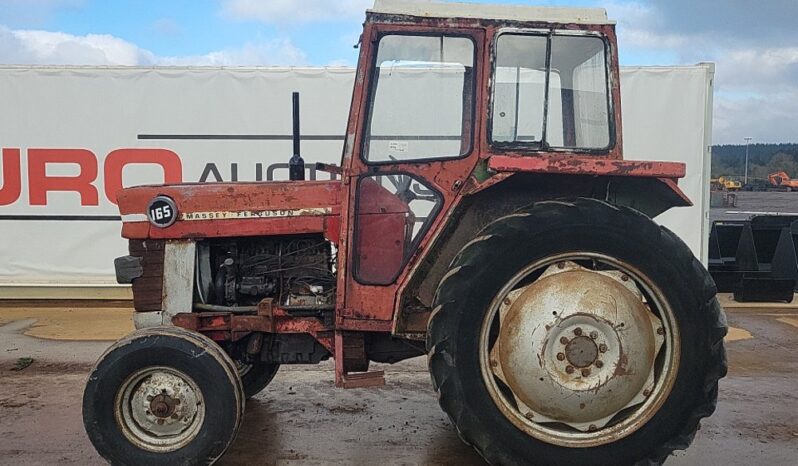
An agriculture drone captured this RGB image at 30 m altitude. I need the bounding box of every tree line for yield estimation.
[711,143,798,180]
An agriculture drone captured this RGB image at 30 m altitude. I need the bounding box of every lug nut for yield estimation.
[157,419,165,425]
[573,327,583,336]
[490,359,498,368]
[598,343,608,353]
[595,360,604,368]
[524,412,535,420]
[565,365,575,374]
[503,298,511,306]
[643,388,652,397]
[556,352,565,361]
[589,330,598,339]
[657,327,665,335]
[560,336,569,345]
[557,262,565,269]
[621,274,629,282]
[581,368,591,377]
[588,424,598,432]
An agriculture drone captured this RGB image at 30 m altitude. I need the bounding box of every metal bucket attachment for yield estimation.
[708,215,798,302]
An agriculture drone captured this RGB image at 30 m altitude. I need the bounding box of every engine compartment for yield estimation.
[195,234,336,308]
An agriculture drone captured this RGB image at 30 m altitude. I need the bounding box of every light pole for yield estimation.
[743,136,753,185]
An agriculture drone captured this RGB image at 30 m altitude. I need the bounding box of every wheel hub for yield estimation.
[490,261,664,431]
[149,393,178,418]
[116,367,205,452]
[564,335,598,368]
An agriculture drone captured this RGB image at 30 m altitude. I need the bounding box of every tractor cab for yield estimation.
[351,2,620,284]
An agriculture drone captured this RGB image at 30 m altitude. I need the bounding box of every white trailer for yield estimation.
[0,64,714,298]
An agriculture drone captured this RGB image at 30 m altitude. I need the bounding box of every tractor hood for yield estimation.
[117,180,344,242]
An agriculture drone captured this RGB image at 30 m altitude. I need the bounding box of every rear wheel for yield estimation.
[83,326,245,465]
[427,198,727,466]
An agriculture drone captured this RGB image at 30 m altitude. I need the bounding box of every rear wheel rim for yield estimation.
[114,366,206,452]
[479,252,680,448]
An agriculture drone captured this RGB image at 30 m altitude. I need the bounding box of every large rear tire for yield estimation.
[83,326,245,465]
[427,198,727,466]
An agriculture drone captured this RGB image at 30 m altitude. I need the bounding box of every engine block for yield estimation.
[196,234,336,307]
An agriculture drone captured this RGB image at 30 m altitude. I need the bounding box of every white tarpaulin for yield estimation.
[621,64,714,264]
[0,64,713,297]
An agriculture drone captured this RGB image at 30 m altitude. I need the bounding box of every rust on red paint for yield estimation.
[118,180,342,239]
[172,307,332,342]
[148,216,328,240]
[118,180,341,215]
[487,155,686,180]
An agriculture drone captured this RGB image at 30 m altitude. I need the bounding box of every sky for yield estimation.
[0,0,796,145]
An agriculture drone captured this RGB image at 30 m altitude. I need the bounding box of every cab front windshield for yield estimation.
[491,32,611,150]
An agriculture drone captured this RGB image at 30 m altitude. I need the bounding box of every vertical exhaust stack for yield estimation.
[289,91,306,181]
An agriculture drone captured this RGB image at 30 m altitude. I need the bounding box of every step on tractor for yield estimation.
[82,1,728,464]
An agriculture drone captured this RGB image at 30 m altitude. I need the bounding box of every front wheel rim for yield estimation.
[114,366,206,452]
[479,253,681,448]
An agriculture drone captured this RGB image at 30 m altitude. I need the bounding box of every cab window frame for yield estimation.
[487,28,616,154]
[360,31,478,166]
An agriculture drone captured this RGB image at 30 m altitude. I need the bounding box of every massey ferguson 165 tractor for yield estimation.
[82,1,727,464]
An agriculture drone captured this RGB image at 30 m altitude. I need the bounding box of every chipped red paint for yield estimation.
[149,216,327,240]
[172,307,332,342]
[119,180,341,239]
[487,155,686,180]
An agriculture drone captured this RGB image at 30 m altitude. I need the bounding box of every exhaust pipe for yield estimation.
[289,91,305,181]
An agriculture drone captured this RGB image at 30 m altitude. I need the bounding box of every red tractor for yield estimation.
[82,1,727,464]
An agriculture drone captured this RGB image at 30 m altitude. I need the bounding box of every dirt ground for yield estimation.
[1,298,797,465]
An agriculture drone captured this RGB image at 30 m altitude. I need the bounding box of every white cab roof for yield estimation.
[370,0,613,25]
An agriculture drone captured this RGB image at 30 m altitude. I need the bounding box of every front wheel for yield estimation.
[83,326,245,465]
[427,198,727,466]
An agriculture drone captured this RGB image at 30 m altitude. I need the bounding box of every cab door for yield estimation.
[338,25,485,328]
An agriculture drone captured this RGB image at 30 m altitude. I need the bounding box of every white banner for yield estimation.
[621,64,714,263]
[0,65,713,291]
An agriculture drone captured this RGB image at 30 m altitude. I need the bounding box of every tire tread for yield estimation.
[427,198,728,466]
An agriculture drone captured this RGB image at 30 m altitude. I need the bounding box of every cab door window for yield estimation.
[363,34,475,162]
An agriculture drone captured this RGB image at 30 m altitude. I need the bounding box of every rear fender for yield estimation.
[394,172,691,338]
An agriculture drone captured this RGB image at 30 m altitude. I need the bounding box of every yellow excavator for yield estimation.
[711,176,742,191]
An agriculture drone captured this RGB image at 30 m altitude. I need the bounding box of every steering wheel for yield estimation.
[384,155,436,204]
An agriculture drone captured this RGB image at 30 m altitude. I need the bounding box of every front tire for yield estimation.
[427,198,727,466]
[83,326,245,465]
